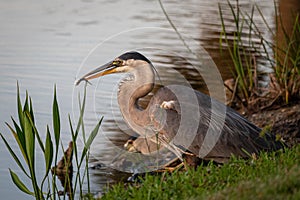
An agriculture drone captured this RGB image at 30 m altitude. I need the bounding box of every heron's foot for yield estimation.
[152,157,184,173]
[156,162,185,173]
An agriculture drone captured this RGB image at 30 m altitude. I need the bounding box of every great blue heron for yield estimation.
[76,51,285,163]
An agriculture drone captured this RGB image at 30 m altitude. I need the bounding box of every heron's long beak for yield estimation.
[75,61,119,85]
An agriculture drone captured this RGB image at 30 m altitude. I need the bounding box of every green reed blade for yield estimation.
[45,125,53,174]
[52,86,60,148]
[24,111,35,169]
[23,91,29,114]
[29,97,35,124]
[10,118,27,159]
[26,111,45,153]
[17,83,25,132]
[80,117,103,164]
[9,169,34,196]
[0,133,30,178]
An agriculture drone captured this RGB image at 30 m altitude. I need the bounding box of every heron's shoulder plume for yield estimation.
[118,51,151,64]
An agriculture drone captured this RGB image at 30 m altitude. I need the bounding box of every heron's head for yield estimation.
[75,51,152,85]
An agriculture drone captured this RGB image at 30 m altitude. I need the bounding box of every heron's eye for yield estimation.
[128,140,133,144]
[112,60,123,66]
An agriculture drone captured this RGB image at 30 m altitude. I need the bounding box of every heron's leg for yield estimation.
[164,157,181,167]
[156,156,186,173]
[161,162,185,173]
[155,161,185,173]
[160,151,202,172]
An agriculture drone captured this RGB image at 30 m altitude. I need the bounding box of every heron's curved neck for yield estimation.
[118,60,155,135]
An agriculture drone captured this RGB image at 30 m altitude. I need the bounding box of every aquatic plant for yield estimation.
[219,0,300,108]
[273,12,300,103]
[0,83,102,199]
[219,1,258,109]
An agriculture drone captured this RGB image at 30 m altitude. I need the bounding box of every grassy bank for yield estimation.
[2,1,299,199]
[101,146,300,200]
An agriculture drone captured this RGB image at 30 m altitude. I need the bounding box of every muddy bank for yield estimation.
[246,103,300,147]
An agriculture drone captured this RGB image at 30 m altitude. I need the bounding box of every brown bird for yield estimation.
[76,51,285,163]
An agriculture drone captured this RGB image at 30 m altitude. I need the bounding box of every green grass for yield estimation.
[101,146,300,200]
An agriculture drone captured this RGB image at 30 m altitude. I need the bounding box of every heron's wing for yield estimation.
[150,86,284,163]
[193,92,284,162]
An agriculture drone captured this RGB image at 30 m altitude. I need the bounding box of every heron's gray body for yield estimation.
[77,51,285,163]
[149,86,283,163]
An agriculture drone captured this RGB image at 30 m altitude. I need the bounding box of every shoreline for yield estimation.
[246,103,300,147]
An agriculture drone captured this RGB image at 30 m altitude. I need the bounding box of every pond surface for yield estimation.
[0,0,298,198]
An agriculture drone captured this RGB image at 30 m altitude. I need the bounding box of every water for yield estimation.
[0,0,298,198]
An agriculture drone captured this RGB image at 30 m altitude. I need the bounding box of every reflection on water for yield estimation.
[0,0,299,198]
